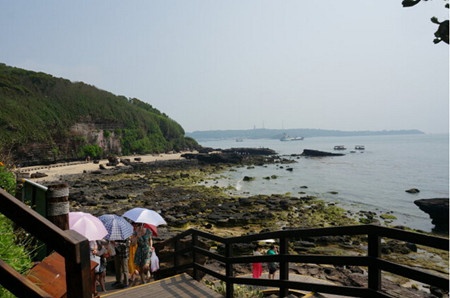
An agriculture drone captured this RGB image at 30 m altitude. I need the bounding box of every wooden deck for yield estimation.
[100,273,223,298]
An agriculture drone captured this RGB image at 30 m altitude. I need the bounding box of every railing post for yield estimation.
[279,236,289,297]
[192,231,199,280]
[174,238,179,274]
[368,228,381,292]
[65,230,92,298]
[46,183,70,230]
[225,243,234,298]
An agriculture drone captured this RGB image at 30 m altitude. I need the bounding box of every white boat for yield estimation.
[280,133,304,141]
[334,145,346,150]
[355,145,365,150]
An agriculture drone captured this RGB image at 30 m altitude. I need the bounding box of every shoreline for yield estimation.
[16,152,189,182]
[13,152,448,295]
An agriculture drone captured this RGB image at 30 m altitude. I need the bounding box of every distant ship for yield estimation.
[280,133,304,141]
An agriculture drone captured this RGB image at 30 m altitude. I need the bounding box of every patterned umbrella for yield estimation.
[98,214,134,240]
[122,208,167,226]
[69,212,108,241]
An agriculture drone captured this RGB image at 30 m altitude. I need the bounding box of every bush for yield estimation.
[0,162,15,196]
[0,164,33,297]
[79,144,103,159]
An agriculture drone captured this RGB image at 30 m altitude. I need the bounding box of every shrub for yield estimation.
[0,162,15,196]
[79,145,103,158]
[0,164,33,297]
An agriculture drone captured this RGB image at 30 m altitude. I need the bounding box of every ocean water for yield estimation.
[198,134,449,232]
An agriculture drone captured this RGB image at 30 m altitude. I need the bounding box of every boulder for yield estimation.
[301,149,345,157]
[414,198,449,233]
[30,172,48,178]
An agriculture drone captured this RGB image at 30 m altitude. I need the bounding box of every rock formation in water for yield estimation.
[414,198,449,233]
[301,149,345,157]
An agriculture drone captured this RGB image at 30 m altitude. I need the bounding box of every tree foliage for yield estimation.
[402,0,449,44]
[0,63,200,164]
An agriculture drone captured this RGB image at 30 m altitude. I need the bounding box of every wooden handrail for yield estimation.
[161,225,449,298]
[0,189,91,298]
[0,259,52,298]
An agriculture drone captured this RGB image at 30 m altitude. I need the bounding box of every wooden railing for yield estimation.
[0,188,92,298]
[157,225,449,298]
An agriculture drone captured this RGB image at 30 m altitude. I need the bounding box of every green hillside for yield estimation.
[0,63,199,165]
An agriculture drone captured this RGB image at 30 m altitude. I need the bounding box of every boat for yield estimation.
[333,145,346,150]
[280,133,304,141]
[355,145,365,150]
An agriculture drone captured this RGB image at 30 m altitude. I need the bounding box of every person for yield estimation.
[128,223,138,283]
[89,240,100,296]
[130,223,153,286]
[252,245,263,278]
[113,239,130,288]
[94,240,108,292]
[266,245,278,279]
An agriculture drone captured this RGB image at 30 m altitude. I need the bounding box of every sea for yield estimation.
[198,134,449,233]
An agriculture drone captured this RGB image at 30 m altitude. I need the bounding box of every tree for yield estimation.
[402,0,449,44]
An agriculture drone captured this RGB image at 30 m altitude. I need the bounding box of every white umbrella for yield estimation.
[122,208,167,226]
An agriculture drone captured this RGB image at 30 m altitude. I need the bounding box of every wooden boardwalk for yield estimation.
[100,273,223,298]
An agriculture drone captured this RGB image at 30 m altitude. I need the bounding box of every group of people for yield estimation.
[252,245,279,279]
[89,223,157,292]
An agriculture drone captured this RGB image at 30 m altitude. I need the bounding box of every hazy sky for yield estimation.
[1,1,448,133]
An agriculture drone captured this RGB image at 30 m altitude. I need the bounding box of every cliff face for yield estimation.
[70,122,122,154]
[13,122,122,165]
[0,63,199,166]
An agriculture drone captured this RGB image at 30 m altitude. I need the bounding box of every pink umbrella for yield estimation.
[69,212,108,241]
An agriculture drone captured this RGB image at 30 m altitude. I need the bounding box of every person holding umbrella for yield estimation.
[98,214,134,289]
[130,223,153,286]
[122,208,166,285]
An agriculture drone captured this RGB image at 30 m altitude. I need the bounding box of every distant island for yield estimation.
[186,128,424,141]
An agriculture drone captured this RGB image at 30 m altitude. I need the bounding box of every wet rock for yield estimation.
[414,198,449,233]
[381,240,415,254]
[301,149,345,157]
[243,176,254,182]
[30,172,48,178]
[121,158,131,165]
[405,188,420,194]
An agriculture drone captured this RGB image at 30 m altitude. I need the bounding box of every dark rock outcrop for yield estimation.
[301,149,345,157]
[406,188,420,194]
[414,198,449,233]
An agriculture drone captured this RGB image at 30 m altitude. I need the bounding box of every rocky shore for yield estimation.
[23,149,448,297]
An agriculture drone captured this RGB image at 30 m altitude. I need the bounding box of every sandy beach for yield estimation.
[17,152,187,182]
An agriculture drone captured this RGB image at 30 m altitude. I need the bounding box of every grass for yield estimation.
[0,214,35,297]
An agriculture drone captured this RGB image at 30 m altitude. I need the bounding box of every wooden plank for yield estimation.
[26,252,97,298]
[100,273,222,298]
[0,259,52,298]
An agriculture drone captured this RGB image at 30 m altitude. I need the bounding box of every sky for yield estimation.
[1,1,448,133]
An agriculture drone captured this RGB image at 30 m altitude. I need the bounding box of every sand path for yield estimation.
[17,152,188,182]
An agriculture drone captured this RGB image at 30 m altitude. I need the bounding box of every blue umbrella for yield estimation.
[98,214,134,240]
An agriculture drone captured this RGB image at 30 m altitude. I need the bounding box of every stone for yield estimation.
[406,188,420,194]
[301,149,345,157]
[414,198,449,233]
[30,172,48,178]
